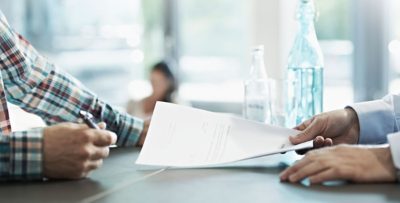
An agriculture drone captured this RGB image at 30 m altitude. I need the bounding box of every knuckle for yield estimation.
[104,134,113,144]
[314,116,323,123]
[77,131,92,143]
[103,148,110,157]
[300,131,308,138]
[288,165,299,173]
[78,147,91,159]
[88,160,103,171]
[96,159,104,168]
[290,174,299,181]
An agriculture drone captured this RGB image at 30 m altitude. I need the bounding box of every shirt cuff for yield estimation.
[9,128,43,180]
[388,132,400,169]
[348,100,395,144]
[94,101,144,147]
[115,113,144,147]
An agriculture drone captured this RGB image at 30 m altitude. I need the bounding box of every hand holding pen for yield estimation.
[42,112,117,179]
[79,111,117,148]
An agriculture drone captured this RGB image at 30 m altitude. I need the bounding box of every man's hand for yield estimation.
[290,108,360,150]
[280,145,397,184]
[137,118,151,147]
[43,122,117,179]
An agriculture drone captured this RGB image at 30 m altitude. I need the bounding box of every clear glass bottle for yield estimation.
[243,45,272,123]
[287,0,324,127]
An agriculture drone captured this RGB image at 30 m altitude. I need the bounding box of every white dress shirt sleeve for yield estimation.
[349,94,400,169]
[349,94,400,144]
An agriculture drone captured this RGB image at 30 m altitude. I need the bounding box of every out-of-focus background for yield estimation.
[0,0,399,128]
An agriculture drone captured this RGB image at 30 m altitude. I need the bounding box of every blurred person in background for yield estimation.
[127,61,183,118]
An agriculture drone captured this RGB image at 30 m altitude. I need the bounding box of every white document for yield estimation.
[136,102,313,167]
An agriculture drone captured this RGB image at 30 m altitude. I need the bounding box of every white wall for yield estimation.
[250,0,296,80]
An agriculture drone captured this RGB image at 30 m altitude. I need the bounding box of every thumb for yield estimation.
[289,119,322,145]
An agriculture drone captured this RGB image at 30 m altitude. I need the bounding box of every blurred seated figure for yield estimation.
[127,61,181,118]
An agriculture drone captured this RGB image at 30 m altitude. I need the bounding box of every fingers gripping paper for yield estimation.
[136,102,312,167]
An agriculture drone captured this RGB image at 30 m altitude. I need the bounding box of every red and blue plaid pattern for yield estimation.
[0,12,143,180]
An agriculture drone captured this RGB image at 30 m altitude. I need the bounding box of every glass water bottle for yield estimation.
[243,45,272,123]
[287,0,324,127]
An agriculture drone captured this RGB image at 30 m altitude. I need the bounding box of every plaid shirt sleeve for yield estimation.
[0,12,143,180]
[0,129,43,180]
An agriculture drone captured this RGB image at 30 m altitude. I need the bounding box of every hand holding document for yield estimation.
[136,102,312,167]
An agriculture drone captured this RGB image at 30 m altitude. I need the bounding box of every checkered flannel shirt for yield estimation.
[0,12,143,180]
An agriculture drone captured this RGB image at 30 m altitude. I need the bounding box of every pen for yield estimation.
[79,110,99,129]
[79,110,117,148]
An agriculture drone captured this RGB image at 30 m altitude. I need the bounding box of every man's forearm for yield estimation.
[0,13,143,146]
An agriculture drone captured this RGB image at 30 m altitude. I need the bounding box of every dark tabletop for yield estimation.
[0,147,399,203]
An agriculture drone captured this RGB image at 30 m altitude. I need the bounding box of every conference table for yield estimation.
[0,147,399,203]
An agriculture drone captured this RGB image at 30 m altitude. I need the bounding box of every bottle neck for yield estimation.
[249,51,268,79]
[288,0,324,68]
[297,0,317,38]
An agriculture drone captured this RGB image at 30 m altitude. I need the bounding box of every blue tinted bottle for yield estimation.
[287,0,324,126]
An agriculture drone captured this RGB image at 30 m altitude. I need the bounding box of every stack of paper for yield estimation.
[136,102,312,167]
